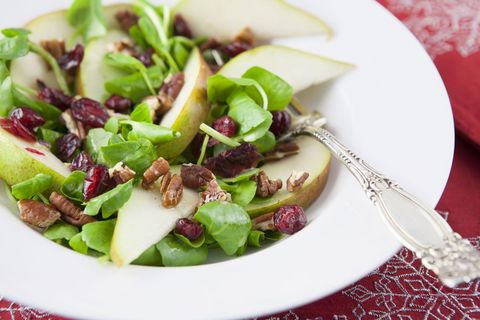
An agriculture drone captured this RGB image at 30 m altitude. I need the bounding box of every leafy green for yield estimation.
[130,102,153,123]
[84,128,113,162]
[100,139,157,175]
[221,168,260,183]
[156,235,208,266]
[174,230,205,248]
[38,128,63,153]
[69,232,88,254]
[231,180,257,206]
[195,201,251,255]
[248,230,265,247]
[132,244,163,266]
[251,131,276,153]
[84,180,133,218]
[264,230,283,241]
[12,85,61,120]
[105,53,155,95]
[207,75,268,109]
[61,171,86,202]
[199,123,240,148]
[0,62,12,117]
[82,219,116,255]
[196,134,209,165]
[104,117,119,134]
[171,39,190,69]
[0,31,29,60]
[11,174,52,200]
[243,67,293,111]
[105,65,164,102]
[227,90,272,142]
[120,120,179,144]
[44,221,79,241]
[68,0,107,43]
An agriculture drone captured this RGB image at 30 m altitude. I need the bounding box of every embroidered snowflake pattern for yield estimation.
[385,0,480,58]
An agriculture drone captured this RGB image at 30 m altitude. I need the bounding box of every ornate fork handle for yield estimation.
[291,118,480,288]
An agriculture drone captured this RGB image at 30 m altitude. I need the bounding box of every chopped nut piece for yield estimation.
[157,72,185,117]
[18,200,61,230]
[252,212,275,231]
[254,171,283,198]
[40,39,66,60]
[115,10,139,32]
[181,164,215,189]
[107,38,136,56]
[162,174,183,208]
[234,27,256,47]
[109,162,136,184]
[60,109,86,140]
[263,142,300,163]
[160,171,172,193]
[287,171,309,192]
[142,157,170,189]
[200,180,231,205]
[49,192,96,227]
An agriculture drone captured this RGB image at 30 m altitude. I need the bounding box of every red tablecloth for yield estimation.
[1,0,480,319]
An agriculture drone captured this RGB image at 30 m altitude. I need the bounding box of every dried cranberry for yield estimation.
[274,205,307,235]
[37,80,72,111]
[0,118,36,142]
[104,95,133,113]
[175,218,203,241]
[56,133,81,162]
[222,41,251,58]
[135,48,154,67]
[208,115,237,147]
[115,10,139,32]
[269,110,292,137]
[191,133,206,160]
[9,107,45,132]
[71,98,109,128]
[205,143,261,178]
[173,14,193,38]
[25,147,45,156]
[83,164,111,201]
[70,151,94,172]
[58,44,84,75]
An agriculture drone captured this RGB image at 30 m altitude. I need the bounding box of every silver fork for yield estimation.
[283,98,480,288]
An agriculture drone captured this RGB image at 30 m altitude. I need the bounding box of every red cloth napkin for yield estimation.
[1,0,480,319]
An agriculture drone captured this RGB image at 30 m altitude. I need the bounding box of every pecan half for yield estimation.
[109,162,136,184]
[160,171,172,193]
[263,142,300,163]
[60,109,86,140]
[142,157,170,189]
[254,171,283,198]
[252,212,275,231]
[162,174,183,208]
[40,39,66,61]
[181,164,215,189]
[107,38,136,56]
[157,72,185,117]
[49,192,96,227]
[115,10,139,32]
[287,171,309,192]
[234,27,256,47]
[18,200,61,230]
[200,180,231,205]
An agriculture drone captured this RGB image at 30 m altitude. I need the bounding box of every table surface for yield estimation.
[1,0,480,319]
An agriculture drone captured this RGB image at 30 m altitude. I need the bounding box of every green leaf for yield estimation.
[130,102,153,123]
[194,201,251,255]
[196,134,209,165]
[100,139,157,175]
[171,40,190,69]
[104,117,119,134]
[1,28,31,37]
[221,168,260,183]
[248,230,265,247]
[61,171,86,202]
[227,90,272,142]
[231,180,257,206]
[12,86,61,120]
[69,232,88,254]
[0,34,29,60]
[81,219,116,255]
[37,128,63,153]
[85,128,113,162]
[44,221,79,241]
[68,0,107,43]
[132,244,163,266]
[264,230,283,241]
[174,230,205,248]
[129,25,148,49]
[199,123,240,148]
[105,53,155,95]
[251,131,276,153]
[208,75,266,105]
[11,173,53,200]
[243,66,293,111]
[105,65,164,102]
[84,180,133,218]
[133,0,168,47]
[121,120,179,144]
[0,76,13,117]
[156,235,208,266]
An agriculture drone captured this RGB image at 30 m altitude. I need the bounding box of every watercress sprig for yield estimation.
[68,0,107,43]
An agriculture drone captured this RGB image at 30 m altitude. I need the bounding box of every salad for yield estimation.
[0,0,351,267]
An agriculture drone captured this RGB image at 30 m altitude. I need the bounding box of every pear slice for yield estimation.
[219,45,354,94]
[0,127,70,190]
[174,0,332,41]
[110,185,199,266]
[246,136,331,217]
[10,4,130,90]
[157,48,211,159]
